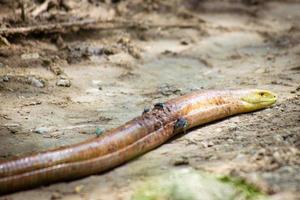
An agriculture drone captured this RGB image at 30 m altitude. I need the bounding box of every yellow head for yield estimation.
[240,89,277,111]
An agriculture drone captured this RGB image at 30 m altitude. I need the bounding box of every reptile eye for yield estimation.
[258,92,265,96]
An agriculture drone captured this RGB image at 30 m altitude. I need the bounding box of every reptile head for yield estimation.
[240,89,277,111]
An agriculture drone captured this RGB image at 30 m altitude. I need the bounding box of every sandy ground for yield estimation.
[0,0,299,199]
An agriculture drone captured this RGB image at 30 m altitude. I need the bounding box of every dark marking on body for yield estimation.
[95,128,103,137]
[143,108,150,114]
[154,102,164,109]
[174,117,189,131]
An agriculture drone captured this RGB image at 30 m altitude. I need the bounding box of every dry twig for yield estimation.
[0,35,11,46]
[0,19,98,36]
[0,18,201,37]
[31,0,54,18]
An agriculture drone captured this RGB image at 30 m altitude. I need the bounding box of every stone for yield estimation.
[5,123,21,134]
[28,77,44,88]
[21,53,40,60]
[56,79,71,87]
[1,75,9,82]
[35,127,51,134]
[201,141,214,148]
[172,156,189,166]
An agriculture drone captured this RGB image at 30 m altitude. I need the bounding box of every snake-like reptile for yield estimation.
[0,89,276,194]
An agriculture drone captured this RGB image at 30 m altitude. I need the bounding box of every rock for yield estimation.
[49,132,60,139]
[0,35,10,46]
[0,75,9,82]
[127,46,141,59]
[255,68,266,74]
[56,79,71,87]
[201,141,214,148]
[227,139,234,143]
[180,39,189,45]
[35,127,51,134]
[228,124,238,131]
[5,123,21,134]
[92,80,101,85]
[28,77,44,88]
[277,166,294,173]
[158,84,182,96]
[172,156,189,166]
[236,136,244,140]
[273,151,281,161]
[273,135,282,142]
[92,80,103,90]
[95,127,103,137]
[0,62,4,68]
[21,53,40,60]
[74,185,84,193]
[215,128,222,133]
[51,192,62,200]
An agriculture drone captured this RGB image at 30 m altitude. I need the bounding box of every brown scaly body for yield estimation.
[0,89,276,194]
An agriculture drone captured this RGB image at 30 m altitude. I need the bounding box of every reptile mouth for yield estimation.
[249,97,277,104]
[240,90,277,109]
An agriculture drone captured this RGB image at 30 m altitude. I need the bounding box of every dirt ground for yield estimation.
[0,0,299,199]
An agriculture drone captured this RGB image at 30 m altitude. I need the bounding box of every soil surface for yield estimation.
[0,0,299,199]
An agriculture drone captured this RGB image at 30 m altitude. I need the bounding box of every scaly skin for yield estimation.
[0,89,276,194]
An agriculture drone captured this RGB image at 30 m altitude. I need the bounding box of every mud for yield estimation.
[0,0,299,199]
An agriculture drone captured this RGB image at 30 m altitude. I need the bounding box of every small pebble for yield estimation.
[56,79,71,87]
[228,124,238,131]
[5,123,21,134]
[273,151,281,160]
[35,127,51,134]
[49,132,60,138]
[180,40,189,45]
[255,68,266,74]
[236,136,244,140]
[273,135,282,142]
[207,141,214,147]
[51,192,62,200]
[95,127,103,137]
[201,141,214,148]
[172,156,189,166]
[29,77,44,88]
[2,75,9,82]
[215,128,222,133]
[21,53,39,60]
[208,155,218,160]
[227,139,234,143]
[74,185,84,193]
